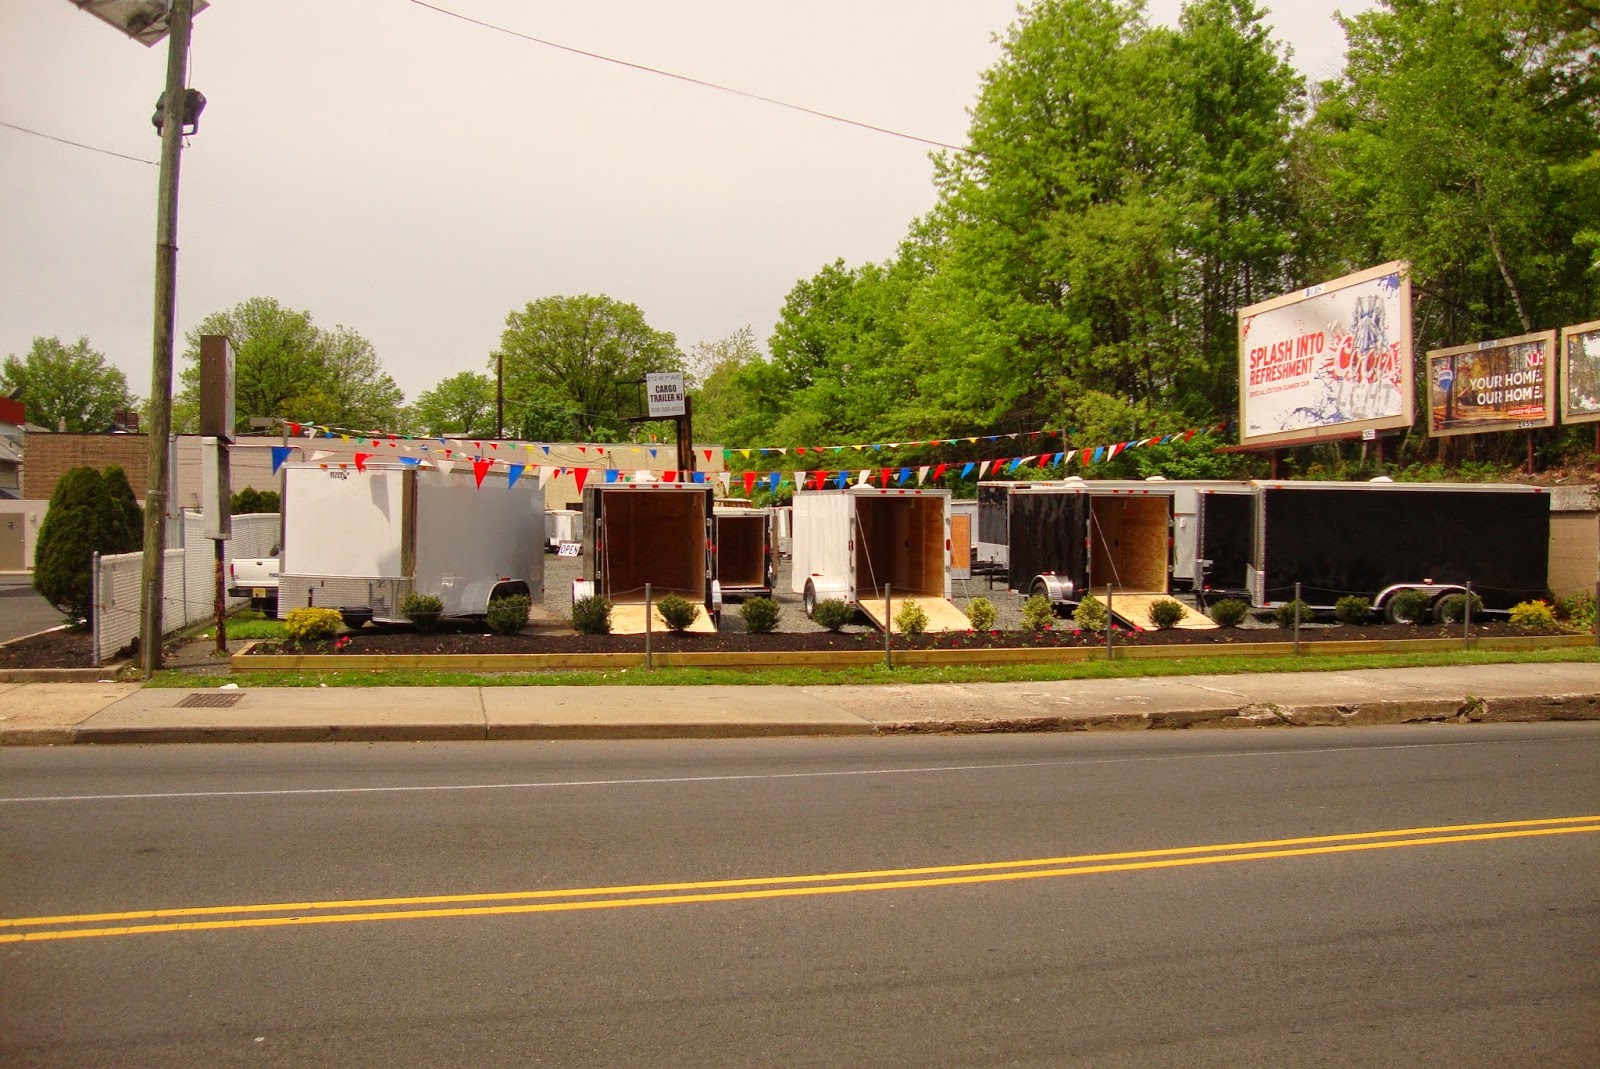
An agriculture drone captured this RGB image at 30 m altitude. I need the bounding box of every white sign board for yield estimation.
[1237,261,1414,447]
[645,372,686,418]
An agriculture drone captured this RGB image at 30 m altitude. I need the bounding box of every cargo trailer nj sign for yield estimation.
[1237,261,1413,447]
[1427,330,1557,437]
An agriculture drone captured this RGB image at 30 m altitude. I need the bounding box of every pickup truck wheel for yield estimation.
[803,581,818,619]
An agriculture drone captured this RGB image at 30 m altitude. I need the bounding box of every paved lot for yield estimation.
[0,575,63,642]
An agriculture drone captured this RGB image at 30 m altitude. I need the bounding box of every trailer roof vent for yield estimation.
[1369,476,1394,483]
[1144,476,1167,481]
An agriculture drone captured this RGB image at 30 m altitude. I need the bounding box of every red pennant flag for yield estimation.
[353,452,372,472]
[880,468,892,486]
[702,449,713,463]
[663,470,677,483]
[472,458,493,486]
[473,442,482,450]
[288,422,301,436]
[932,462,949,481]
[1185,429,1197,440]
[573,467,589,494]
[579,446,588,454]
[742,471,757,496]
[796,447,807,455]
[490,443,498,450]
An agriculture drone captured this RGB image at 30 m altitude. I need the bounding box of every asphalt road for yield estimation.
[3,724,1598,1068]
[0,575,61,642]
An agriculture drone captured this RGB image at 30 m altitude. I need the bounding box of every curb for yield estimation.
[8,691,1598,746]
[0,667,123,684]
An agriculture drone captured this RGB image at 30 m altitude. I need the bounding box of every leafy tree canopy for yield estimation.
[174,297,404,433]
[1,336,136,432]
[494,295,682,440]
[411,370,496,438]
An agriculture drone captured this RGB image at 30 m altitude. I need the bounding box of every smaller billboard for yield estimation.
[645,372,686,418]
[1560,319,1600,426]
[1426,330,1556,438]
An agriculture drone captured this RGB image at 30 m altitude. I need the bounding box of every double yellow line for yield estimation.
[6,816,1597,945]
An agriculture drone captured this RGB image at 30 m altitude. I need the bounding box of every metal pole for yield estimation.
[138,0,196,678]
[1594,580,1598,649]
[214,538,226,654]
[884,584,893,669]
[496,350,504,440]
[1104,583,1113,660]
[644,582,652,670]
[1462,581,1472,650]
[1293,581,1302,655]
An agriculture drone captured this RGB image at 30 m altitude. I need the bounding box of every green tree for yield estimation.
[175,298,404,433]
[410,370,496,438]
[494,295,681,440]
[684,326,763,447]
[0,336,136,432]
[33,467,105,621]
[98,465,144,554]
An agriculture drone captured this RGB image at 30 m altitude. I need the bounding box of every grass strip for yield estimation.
[145,646,1600,689]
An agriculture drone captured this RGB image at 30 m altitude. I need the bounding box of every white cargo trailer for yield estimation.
[544,509,583,552]
[791,487,965,632]
[277,462,544,622]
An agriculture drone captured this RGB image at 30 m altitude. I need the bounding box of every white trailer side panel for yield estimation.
[790,492,853,593]
[416,470,543,616]
[282,466,408,578]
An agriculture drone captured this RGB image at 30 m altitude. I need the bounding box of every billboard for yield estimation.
[1426,330,1556,437]
[1237,261,1413,447]
[1561,319,1600,426]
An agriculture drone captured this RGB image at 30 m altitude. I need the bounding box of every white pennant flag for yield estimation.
[635,469,653,482]
[857,469,871,486]
[978,460,992,478]
[436,457,456,476]
[309,450,332,462]
[537,465,552,490]
[717,471,731,494]
[795,470,807,491]
[916,465,930,486]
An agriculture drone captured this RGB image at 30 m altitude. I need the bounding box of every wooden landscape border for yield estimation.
[232,633,1595,674]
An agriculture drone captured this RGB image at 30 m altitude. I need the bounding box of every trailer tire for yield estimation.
[803,580,818,619]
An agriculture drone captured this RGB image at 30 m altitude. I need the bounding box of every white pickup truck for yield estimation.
[228,548,280,612]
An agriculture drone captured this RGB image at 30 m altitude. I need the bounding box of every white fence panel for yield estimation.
[92,512,281,666]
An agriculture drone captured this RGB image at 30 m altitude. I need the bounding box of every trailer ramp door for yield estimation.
[1106,593,1217,631]
[609,603,717,634]
[857,592,970,634]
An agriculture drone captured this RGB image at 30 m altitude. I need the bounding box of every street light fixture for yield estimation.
[66,0,206,676]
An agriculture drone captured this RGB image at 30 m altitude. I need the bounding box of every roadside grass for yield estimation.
[144,645,1600,689]
[220,618,288,640]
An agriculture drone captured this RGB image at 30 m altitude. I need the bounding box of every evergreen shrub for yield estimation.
[656,593,698,632]
[1147,598,1185,629]
[812,599,853,632]
[1435,592,1482,624]
[1508,600,1557,631]
[486,595,530,635]
[33,467,105,621]
[1334,595,1372,626]
[894,598,929,636]
[1208,598,1249,627]
[1070,593,1106,631]
[1273,599,1312,628]
[965,597,998,631]
[284,606,343,643]
[1022,593,1058,630]
[1385,589,1432,624]
[572,595,612,634]
[739,596,782,633]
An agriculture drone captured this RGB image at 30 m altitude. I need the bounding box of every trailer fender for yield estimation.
[572,579,596,604]
[710,580,724,625]
[802,576,850,618]
[1030,572,1077,608]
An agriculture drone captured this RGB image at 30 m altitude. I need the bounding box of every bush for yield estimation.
[812,598,854,632]
[284,606,343,644]
[401,591,444,631]
[739,596,782,634]
[1208,598,1250,627]
[1435,592,1483,624]
[1334,595,1372,626]
[34,468,103,621]
[572,595,612,635]
[894,598,929,636]
[1070,593,1106,631]
[231,487,281,515]
[1508,600,1557,631]
[965,597,998,631]
[1556,591,1596,632]
[1022,593,1058,630]
[1384,589,1432,624]
[1273,599,1312,628]
[1147,598,1185,629]
[486,594,530,635]
[656,593,699,632]
[99,466,144,554]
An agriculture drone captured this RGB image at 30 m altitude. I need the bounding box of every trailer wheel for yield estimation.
[803,580,818,619]
[1030,580,1049,601]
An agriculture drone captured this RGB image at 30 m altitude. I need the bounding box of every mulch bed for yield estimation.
[0,628,97,669]
[241,620,1560,658]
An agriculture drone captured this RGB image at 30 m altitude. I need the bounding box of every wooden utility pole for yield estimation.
[138,0,195,677]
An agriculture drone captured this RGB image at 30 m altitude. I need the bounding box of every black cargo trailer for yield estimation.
[1249,481,1550,615]
[997,483,1173,602]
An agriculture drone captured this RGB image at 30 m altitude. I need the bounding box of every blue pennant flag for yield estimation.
[604,469,620,483]
[649,448,658,458]
[1052,452,1064,465]
[897,467,910,485]
[1008,457,1024,472]
[766,471,781,492]
[692,471,706,483]
[270,446,293,474]
[507,464,525,488]
[541,445,550,455]
[835,470,849,488]
[399,456,421,467]
[1092,446,1105,463]
[960,462,974,478]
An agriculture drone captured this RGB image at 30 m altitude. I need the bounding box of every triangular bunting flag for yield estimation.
[717,472,731,494]
[916,466,930,486]
[472,458,493,486]
[835,471,849,489]
[309,450,332,462]
[897,468,910,485]
[399,456,420,467]
[537,465,552,490]
[978,461,991,478]
[960,462,974,478]
[573,467,589,494]
[270,446,293,474]
[932,463,948,481]
[437,457,456,476]
[742,471,758,496]
[605,469,620,483]
[766,472,780,492]
[507,464,525,488]
[353,452,372,472]
[795,470,806,491]
[703,449,713,463]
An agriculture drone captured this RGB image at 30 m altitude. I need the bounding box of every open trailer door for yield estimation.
[856,591,971,634]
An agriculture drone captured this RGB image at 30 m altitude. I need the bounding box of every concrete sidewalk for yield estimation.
[1,663,1598,745]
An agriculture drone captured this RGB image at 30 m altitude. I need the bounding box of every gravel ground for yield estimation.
[537,551,1284,633]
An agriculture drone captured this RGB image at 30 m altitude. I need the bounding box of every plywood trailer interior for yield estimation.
[599,490,705,604]
[717,512,766,588]
[1087,495,1170,593]
[853,495,945,600]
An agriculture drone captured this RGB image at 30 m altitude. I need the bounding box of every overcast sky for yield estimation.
[1,0,1373,406]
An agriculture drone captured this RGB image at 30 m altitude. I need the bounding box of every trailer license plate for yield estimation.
[251,587,267,598]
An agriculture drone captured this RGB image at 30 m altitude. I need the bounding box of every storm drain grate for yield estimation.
[176,692,245,709]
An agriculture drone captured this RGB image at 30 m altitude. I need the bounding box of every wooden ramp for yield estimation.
[1107,592,1216,631]
[858,591,971,634]
[609,603,718,635]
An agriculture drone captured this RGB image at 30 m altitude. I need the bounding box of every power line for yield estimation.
[403,0,976,156]
[0,119,156,166]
